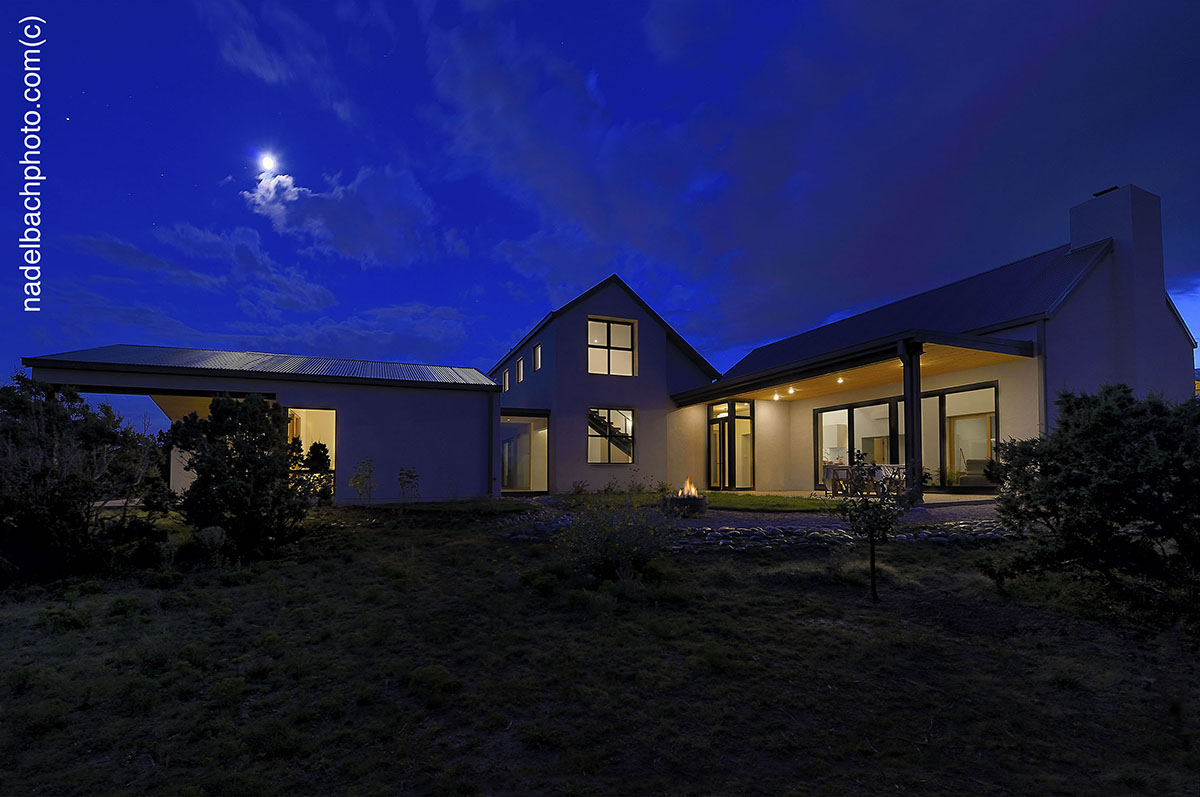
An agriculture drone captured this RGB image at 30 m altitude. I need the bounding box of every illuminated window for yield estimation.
[587,407,634,463]
[502,369,509,392]
[533,343,542,371]
[587,318,634,376]
[517,357,524,383]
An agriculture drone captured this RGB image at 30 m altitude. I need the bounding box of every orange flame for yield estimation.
[677,476,699,497]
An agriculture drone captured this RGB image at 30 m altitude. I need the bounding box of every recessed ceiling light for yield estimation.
[836,377,844,384]
[773,393,780,400]
[788,386,795,394]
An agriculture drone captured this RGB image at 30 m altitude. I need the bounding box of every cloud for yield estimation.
[155,223,337,318]
[71,235,226,290]
[195,0,359,124]
[228,301,474,362]
[241,167,439,267]
[46,289,213,344]
[642,0,731,65]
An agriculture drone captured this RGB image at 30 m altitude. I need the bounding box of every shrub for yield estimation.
[0,373,169,581]
[396,466,420,507]
[828,450,914,602]
[349,458,377,505]
[554,503,667,581]
[304,442,334,506]
[570,480,589,495]
[165,395,316,557]
[985,384,1200,617]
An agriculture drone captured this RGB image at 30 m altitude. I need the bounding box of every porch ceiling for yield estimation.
[730,344,1026,403]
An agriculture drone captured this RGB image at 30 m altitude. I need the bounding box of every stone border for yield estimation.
[492,510,1013,550]
[669,519,1012,551]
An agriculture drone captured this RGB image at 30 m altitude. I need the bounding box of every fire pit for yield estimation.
[661,477,708,517]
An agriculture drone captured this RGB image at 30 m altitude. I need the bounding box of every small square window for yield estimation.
[588,320,608,346]
[533,343,542,371]
[517,357,524,383]
[587,318,635,376]
[610,349,633,376]
[587,407,635,463]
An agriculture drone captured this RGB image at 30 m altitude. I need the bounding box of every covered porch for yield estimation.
[671,330,1039,502]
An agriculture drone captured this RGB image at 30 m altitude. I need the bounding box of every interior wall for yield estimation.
[290,408,337,468]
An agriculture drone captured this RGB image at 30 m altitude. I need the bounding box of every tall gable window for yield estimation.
[502,369,509,392]
[516,357,524,383]
[587,408,634,463]
[587,318,634,376]
[533,343,542,371]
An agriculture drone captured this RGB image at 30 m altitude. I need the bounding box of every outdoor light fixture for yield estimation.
[788,386,795,394]
[836,377,844,384]
[773,392,780,400]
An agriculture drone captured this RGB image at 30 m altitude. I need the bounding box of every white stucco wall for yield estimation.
[752,399,792,491]
[666,404,706,489]
[491,280,714,492]
[1049,185,1195,421]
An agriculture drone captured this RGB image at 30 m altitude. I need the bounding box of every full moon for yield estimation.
[260,154,277,172]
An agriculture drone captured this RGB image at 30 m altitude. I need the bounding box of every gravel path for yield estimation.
[671,500,997,530]
[494,498,1011,550]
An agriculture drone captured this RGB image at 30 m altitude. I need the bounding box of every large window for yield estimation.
[587,318,634,376]
[587,407,634,463]
[818,408,849,467]
[815,383,998,488]
[708,401,754,489]
[945,388,996,486]
[501,415,549,492]
[286,408,336,470]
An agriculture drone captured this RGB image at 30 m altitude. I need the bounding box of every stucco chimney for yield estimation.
[1067,184,1166,394]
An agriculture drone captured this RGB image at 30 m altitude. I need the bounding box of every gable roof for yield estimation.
[722,238,1113,380]
[24,344,498,390]
[489,274,720,380]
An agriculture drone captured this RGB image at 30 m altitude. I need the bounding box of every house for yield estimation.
[491,184,1194,496]
[24,185,1196,503]
[487,275,719,494]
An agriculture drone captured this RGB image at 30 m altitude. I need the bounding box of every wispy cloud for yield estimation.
[154,223,337,319]
[71,235,226,290]
[241,167,439,267]
[228,301,474,362]
[195,0,360,124]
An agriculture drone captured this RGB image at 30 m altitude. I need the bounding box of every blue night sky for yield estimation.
[8,1,1200,429]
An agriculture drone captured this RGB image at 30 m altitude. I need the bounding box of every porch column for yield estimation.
[898,340,923,504]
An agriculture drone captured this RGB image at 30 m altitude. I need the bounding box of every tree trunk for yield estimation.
[869,534,880,602]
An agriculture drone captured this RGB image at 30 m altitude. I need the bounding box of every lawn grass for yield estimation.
[2,510,1197,794]
[702,491,828,512]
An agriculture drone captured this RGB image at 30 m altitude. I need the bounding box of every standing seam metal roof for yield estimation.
[24,344,497,387]
[722,240,1112,380]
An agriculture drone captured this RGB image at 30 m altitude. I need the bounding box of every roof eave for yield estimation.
[672,329,1034,406]
[22,358,502,393]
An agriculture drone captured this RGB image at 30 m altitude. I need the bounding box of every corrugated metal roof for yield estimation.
[26,344,497,388]
[722,240,1111,380]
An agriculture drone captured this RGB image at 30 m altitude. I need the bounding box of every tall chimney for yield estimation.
[1068,184,1165,394]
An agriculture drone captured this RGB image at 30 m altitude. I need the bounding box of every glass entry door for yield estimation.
[708,401,754,490]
